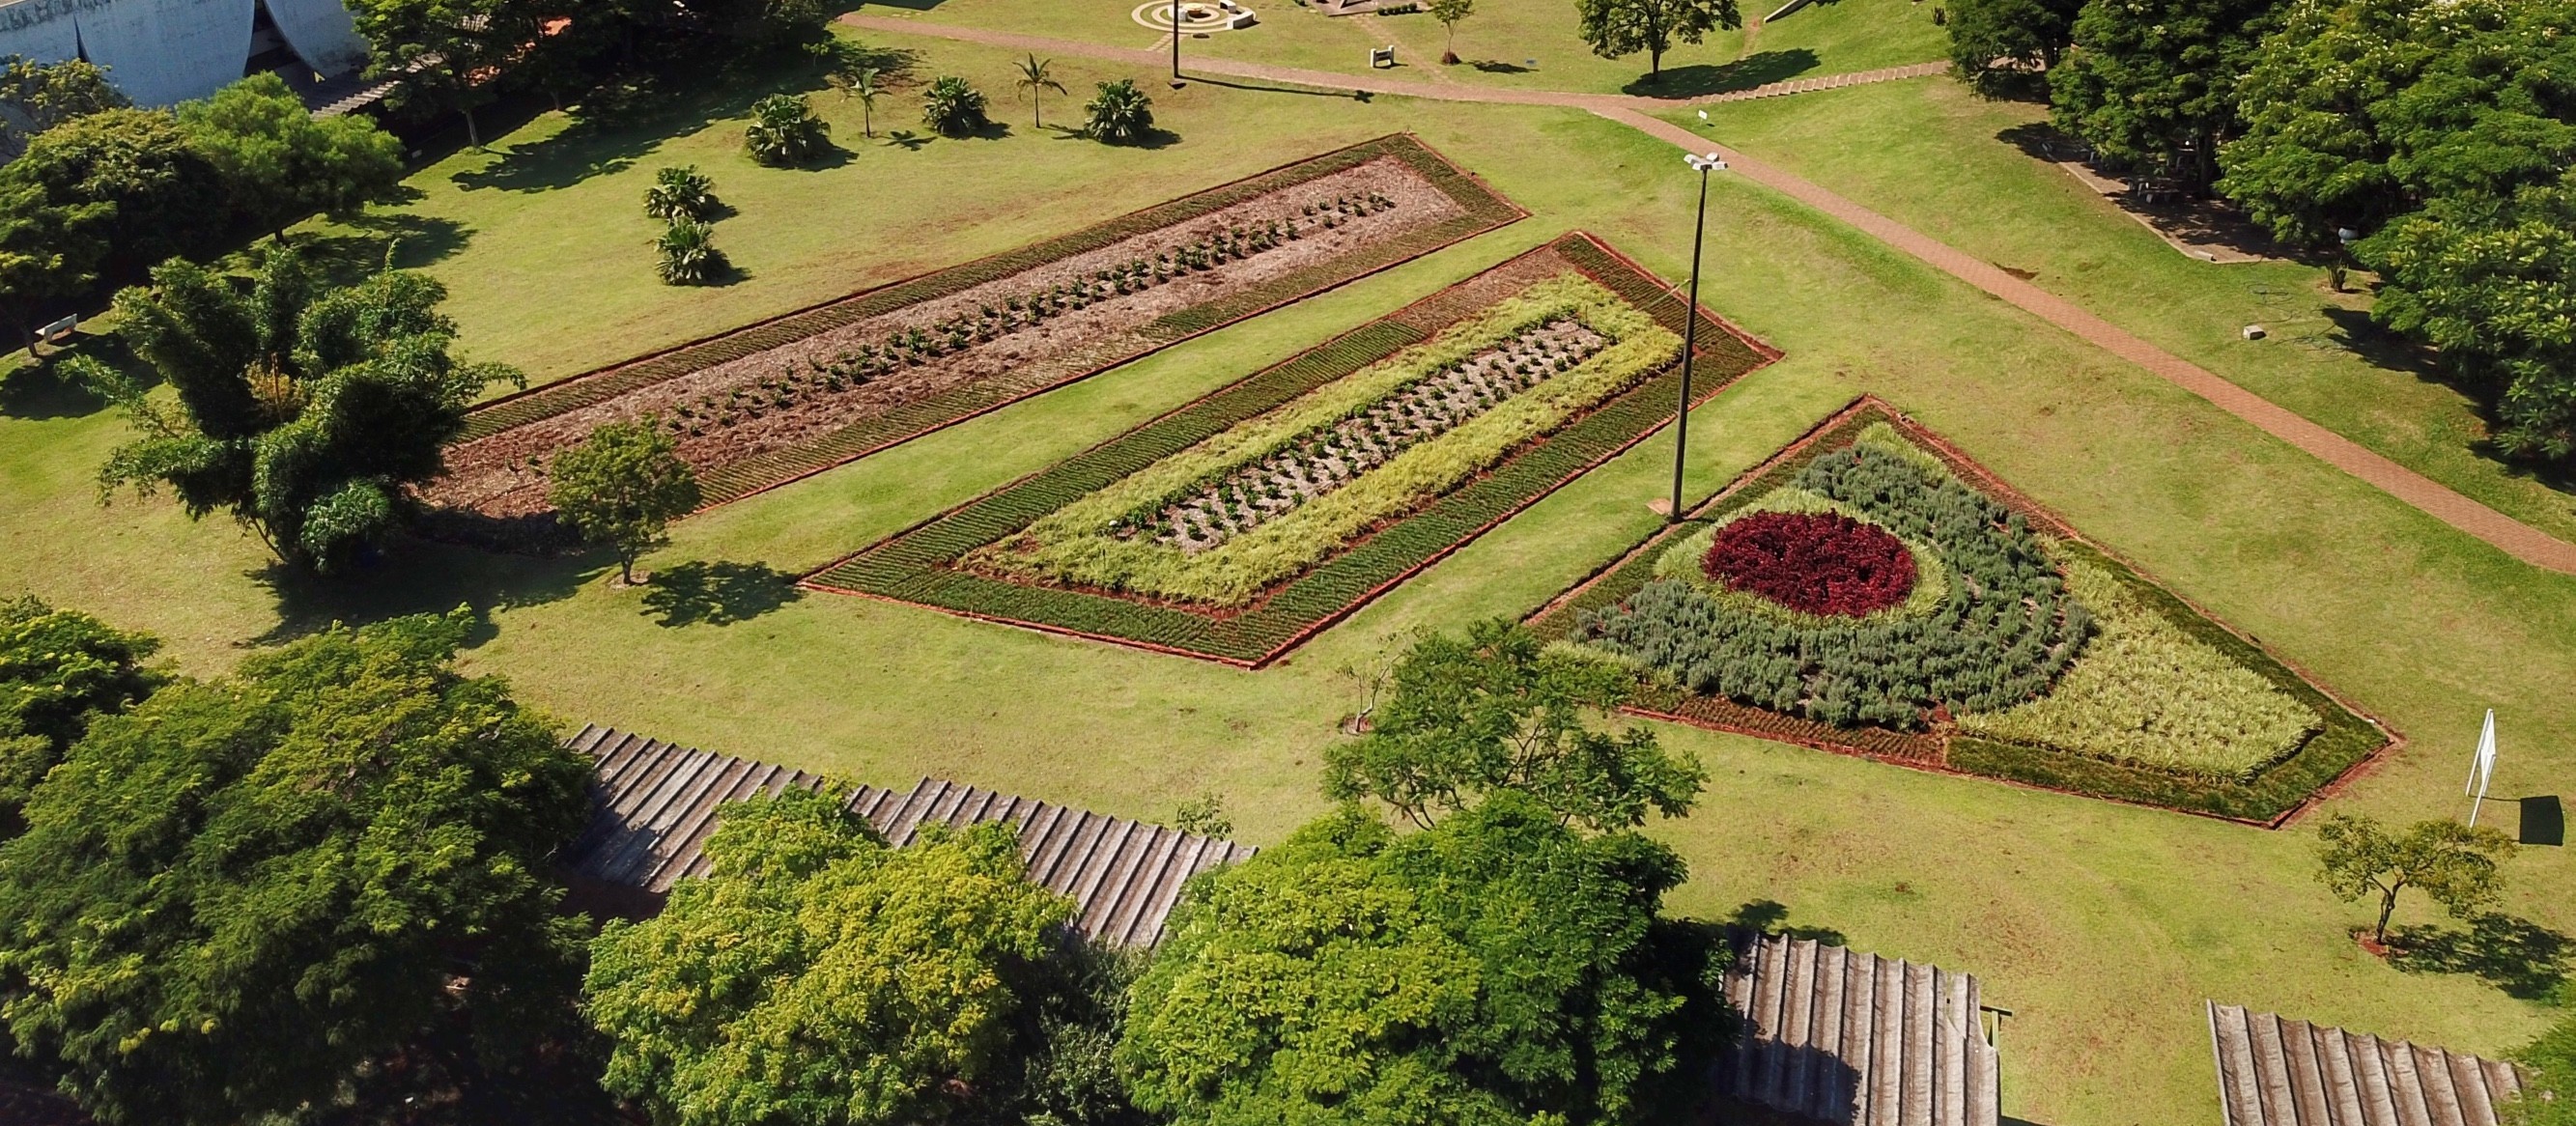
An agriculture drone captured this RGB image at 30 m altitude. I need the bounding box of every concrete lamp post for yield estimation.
[1172,0,1186,87]
[1667,152,1728,523]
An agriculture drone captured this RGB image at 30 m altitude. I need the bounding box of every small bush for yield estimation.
[656,218,725,285]
[642,164,718,222]
[744,93,830,166]
[922,75,991,137]
[1083,79,1154,144]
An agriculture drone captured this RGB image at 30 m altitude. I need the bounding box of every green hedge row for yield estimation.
[1525,400,2388,823]
[461,133,1522,444]
[808,234,1773,665]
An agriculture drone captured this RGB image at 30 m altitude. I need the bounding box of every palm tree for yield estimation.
[850,68,882,137]
[1082,79,1155,144]
[1013,55,1066,129]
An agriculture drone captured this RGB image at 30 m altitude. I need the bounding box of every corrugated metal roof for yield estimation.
[556,724,1257,947]
[1718,931,2000,1126]
[2206,1001,2527,1126]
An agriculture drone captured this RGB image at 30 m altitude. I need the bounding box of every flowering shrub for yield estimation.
[1701,511,1914,616]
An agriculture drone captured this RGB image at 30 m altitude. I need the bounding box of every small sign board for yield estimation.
[1370,44,1395,68]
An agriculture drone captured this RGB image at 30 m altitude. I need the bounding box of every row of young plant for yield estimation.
[1573,435,2096,730]
[1115,318,1609,550]
[969,277,1676,606]
[459,134,1509,441]
[810,240,1773,663]
[637,203,1395,440]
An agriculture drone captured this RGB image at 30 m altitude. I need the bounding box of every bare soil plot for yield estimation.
[419,134,1524,547]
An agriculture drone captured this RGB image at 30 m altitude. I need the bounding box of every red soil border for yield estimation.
[1527,394,2403,830]
[453,133,1528,522]
[801,232,1783,668]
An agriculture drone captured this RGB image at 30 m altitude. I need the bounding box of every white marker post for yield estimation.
[2465,709,2498,827]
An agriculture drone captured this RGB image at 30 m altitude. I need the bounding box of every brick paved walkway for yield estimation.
[845,14,2576,575]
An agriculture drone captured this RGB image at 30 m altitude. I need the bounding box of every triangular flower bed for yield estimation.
[1524,397,2392,826]
[804,232,1779,666]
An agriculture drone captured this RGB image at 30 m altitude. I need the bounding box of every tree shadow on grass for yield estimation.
[442,48,920,195]
[248,538,600,650]
[297,212,476,283]
[1469,59,1532,73]
[2315,307,2576,497]
[1622,49,1818,99]
[2388,913,2572,1000]
[0,329,137,419]
[640,560,803,628]
[1725,898,1847,945]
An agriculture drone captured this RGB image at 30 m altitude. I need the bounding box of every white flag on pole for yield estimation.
[2466,709,2497,826]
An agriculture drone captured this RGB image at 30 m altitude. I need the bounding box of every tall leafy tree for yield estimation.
[83,251,520,573]
[2219,0,2576,251]
[349,0,513,146]
[1943,0,2083,97]
[1573,0,1740,83]
[2313,811,2515,945]
[0,56,127,159]
[2049,0,2283,190]
[1118,796,1728,1126]
[1323,618,1706,832]
[2360,175,2576,462]
[547,418,702,582]
[0,595,161,813]
[0,611,592,1126]
[2216,0,2576,464]
[5,106,225,274]
[0,175,109,353]
[177,71,407,242]
[585,787,1078,1126]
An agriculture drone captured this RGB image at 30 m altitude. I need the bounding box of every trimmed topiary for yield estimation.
[921,75,990,137]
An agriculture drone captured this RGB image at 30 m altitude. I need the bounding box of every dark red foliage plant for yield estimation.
[1702,511,1916,616]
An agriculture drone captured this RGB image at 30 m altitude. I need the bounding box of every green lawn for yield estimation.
[862,0,1945,99]
[2,29,2570,1126]
[1672,77,2576,545]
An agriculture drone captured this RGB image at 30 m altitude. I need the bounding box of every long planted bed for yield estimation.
[1526,398,2392,823]
[804,234,1780,665]
[418,134,1524,545]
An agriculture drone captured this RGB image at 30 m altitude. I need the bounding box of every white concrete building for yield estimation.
[0,0,370,107]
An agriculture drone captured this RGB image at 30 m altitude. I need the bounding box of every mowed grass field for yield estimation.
[1,28,2571,1126]
[863,0,1944,99]
[1674,78,2576,545]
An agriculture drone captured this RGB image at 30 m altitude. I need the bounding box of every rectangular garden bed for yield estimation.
[418,133,1526,547]
[803,232,1781,666]
[1524,396,2394,826]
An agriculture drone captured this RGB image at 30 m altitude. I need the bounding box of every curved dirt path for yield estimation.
[844,13,2576,576]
